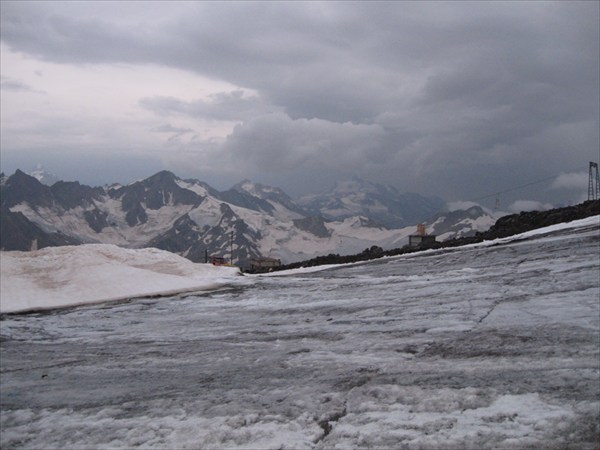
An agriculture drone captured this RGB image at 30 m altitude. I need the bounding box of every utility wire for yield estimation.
[472,169,584,202]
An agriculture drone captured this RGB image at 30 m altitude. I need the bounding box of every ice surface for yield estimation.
[0,244,244,314]
[1,216,598,448]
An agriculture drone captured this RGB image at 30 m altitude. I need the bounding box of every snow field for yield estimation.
[0,215,598,448]
[0,403,322,450]
[3,389,592,449]
[327,388,593,449]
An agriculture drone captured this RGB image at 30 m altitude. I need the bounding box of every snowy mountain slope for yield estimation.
[106,170,203,227]
[299,176,445,228]
[0,172,411,263]
[232,179,309,218]
[1,171,210,247]
[1,170,495,265]
[1,216,597,449]
[425,205,499,241]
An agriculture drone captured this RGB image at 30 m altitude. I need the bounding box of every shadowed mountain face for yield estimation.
[1,170,501,266]
[108,171,204,226]
[51,181,105,210]
[0,208,81,251]
[1,170,56,210]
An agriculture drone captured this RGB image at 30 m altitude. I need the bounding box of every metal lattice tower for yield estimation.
[589,162,600,200]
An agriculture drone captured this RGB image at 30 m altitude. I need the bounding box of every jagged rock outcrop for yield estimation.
[293,216,331,238]
[1,170,55,210]
[50,181,104,210]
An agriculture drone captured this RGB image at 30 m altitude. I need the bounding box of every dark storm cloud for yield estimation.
[222,112,385,171]
[1,1,598,202]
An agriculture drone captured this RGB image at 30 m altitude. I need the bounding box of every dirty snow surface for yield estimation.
[0,244,243,314]
[1,219,599,449]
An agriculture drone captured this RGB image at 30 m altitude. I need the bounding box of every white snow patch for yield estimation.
[174,179,211,197]
[328,387,583,449]
[188,196,224,229]
[0,244,245,314]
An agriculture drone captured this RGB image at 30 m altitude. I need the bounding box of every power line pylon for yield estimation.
[589,162,599,200]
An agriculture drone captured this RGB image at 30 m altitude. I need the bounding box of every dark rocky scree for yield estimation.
[219,188,275,215]
[273,200,600,272]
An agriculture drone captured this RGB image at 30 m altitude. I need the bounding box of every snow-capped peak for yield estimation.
[299,177,445,229]
[233,179,287,200]
[230,179,308,218]
[425,204,498,241]
[28,164,61,186]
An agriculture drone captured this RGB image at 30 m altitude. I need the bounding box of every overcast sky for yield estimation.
[1,1,598,208]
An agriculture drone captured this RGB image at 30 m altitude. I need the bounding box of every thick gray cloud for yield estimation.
[140,90,279,122]
[1,1,598,206]
[223,112,386,171]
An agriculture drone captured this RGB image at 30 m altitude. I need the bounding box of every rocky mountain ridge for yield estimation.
[299,176,446,228]
[1,170,493,266]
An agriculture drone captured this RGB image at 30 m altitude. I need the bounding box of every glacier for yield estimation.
[0,216,598,449]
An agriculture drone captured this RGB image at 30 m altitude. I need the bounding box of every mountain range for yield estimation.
[0,169,497,267]
[298,176,446,229]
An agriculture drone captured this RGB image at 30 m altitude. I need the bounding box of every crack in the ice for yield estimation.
[315,404,348,444]
[478,294,529,324]
[478,299,501,323]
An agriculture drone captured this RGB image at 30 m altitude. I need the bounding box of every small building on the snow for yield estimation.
[408,223,437,247]
[210,256,227,266]
[251,257,281,271]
